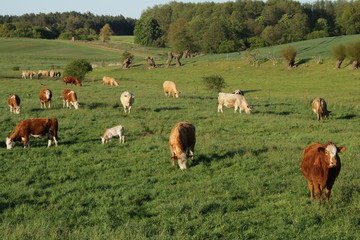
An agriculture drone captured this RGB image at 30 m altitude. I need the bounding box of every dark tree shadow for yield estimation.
[154,107,183,112]
[191,151,245,167]
[261,111,293,116]
[87,102,108,110]
[296,58,311,66]
[337,114,356,120]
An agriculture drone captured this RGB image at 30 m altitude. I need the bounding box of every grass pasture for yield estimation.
[0,37,360,239]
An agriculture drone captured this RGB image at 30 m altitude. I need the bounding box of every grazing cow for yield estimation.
[163,81,180,98]
[102,76,119,86]
[39,88,52,108]
[101,125,125,144]
[55,72,61,78]
[301,142,346,203]
[21,71,36,79]
[38,70,50,79]
[169,121,196,170]
[7,94,21,114]
[312,97,330,120]
[120,91,135,114]
[64,76,82,86]
[218,93,252,113]
[61,89,79,109]
[234,89,244,95]
[6,118,59,149]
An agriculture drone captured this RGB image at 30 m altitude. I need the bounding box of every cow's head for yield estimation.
[101,137,106,144]
[178,153,188,170]
[319,143,346,168]
[72,101,79,109]
[244,105,252,114]
[15,107,20,114]
[174,91,180,98]
[234,89,244,96]
[6,137,15,150]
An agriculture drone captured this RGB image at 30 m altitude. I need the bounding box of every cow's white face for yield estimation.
[101,137,106,144]
[326,144,338,168]
[178,153,188,170]
[73,101,79,109]
[6,137,15,150]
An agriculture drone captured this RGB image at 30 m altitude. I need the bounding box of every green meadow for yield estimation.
[0,36,359,239]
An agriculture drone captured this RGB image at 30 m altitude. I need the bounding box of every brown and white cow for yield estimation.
[169,121,196,170]
[218,92,252,113]
[120,91,135,114]
[7,94,21,114]
[61,89,79,109]
[312,97,330,120]
[38,70,50,79]
[64,76,82,86]
[39,88,52,108]
[301,142,346,203]
[6,118,59,149]
[163,81,180,98]
[102,76,119,86]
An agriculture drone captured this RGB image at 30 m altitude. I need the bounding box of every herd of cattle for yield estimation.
[5,73,346,203]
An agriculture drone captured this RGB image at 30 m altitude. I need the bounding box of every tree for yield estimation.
[167,19,195,53]
[346,41,360,69]
[134,17,162,46]
[280,45,296,69]
[202,75,227,92]
[63,59,92,81]
[121,51,134,69]
[99,24,113,42]
[331,44,346,68]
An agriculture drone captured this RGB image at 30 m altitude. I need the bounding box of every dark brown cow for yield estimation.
[169,121,196,170]
[301,142,346,203]
[39,88,52,108]
[64,76,82,86]
[61,89,79,109]
[7,94,21,114]
[6,118,59,149]
[312,97,330,120]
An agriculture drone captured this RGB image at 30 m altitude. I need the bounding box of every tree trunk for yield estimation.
[351,60,359,70]
[165,52,174,67]
[335,59,343,69]
[287,59,295,69]
[145,57,156,68]
[174,54,182,67]
[122,58,131,69]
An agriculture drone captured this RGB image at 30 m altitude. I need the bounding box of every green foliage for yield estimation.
[331,44,347,61]
[121,51,134,62]
[346,41,360,62]
[99,24,113,42]
[280,45,297,61]
[134,17,162,46]
[63,59,92,81]
[58,32,73,40]
[202,74,227,92]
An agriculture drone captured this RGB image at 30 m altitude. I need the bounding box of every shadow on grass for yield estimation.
[336,114,356,120]
[154,107,183,112]
[191,151,245,167]
[297,58,311,66]
[87,102,109,110]
[260,111,293,116]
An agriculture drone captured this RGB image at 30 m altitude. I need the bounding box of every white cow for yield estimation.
[101,125,125,144]
[120,91,135,114]
[218,93,252,113]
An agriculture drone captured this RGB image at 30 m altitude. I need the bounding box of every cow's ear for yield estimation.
[317,147,325,153]
[338,146,346,153]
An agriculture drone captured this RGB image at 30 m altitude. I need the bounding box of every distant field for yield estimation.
[0,37,359,239]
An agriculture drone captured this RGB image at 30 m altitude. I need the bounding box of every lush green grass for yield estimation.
[0,38,360,239]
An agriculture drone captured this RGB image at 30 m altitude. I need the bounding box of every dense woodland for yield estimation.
[0,12,135,40]
[135,0,360,53]
[0,0,360,53]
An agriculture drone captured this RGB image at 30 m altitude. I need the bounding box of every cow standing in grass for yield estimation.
[61,89,79,109]
[6,118,59,149]
[102,76,119,86]
[163,81,180,98]
[301,142,346,203]
[218,93,252,113]
[169,121,196,170]
[101,125,125,144]
[39,88,52,108]
[64,76,82,86]
[8,94,21,114]
[120,91,135,113]
[312,97,330,120]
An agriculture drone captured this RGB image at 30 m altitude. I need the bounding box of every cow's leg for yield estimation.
[48,101,51,108]
[128,106,131,113]
[217,104,222,113]
[121,136,125,143]
[307,181,314,200]
[23,136,29,148]
[325,188,331,204]
[62,100,66,108]
[53,136,58,146]
[314,183,323,202]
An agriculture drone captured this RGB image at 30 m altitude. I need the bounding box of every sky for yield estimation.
[0,0,311,19]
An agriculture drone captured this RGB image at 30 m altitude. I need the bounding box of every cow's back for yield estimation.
[170,121,195,150]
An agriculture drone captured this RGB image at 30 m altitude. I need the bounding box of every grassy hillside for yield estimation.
[0,37,359,239]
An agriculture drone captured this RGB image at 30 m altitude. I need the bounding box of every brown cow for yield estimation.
[7,94,21,114]
[39,88,52,108]
[6,118,59,149]
[169,121,196,170]
[61,89,79,109]
[64,76,82,86]
[102,76,119,86]
[312,97,330,120]
[301,142,346,203]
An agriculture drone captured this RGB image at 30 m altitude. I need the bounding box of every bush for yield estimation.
[332,44,347,61]
[122,51,134,62]
[63,59,92,81]
[280,45,297,68]
[202,75,227,92]
[12,66,20,71]
[58,32,73,40]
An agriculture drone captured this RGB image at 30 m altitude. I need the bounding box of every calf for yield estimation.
[6,118,59,149]
[39,88,52,108]
[312,97,330,120]
[7,94,21,114]
[169,121,196,170]
[102,76,119,86]
[218,92,252,113]
[120,91,135,113]
[163,81,180,98]
[301,142,346,203]
[101,125,125,144]
[64,76,82,86]
[61,89,79,109]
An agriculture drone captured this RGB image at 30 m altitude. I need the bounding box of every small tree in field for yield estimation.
[332,44,347,69]
[202,75,227,92]
[346,41,360,69]
[281,45,297,69]
[99,24,113,42]
[122,51,134,69]
[64,59,92,81]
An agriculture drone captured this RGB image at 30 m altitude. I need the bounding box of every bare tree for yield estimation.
[145,56,156,68]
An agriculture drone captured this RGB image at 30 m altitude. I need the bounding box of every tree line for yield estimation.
[0,11,136,40]
[134,0,360,53]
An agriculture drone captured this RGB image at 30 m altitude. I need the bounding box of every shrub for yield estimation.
[122,51,134,62]
[280,45,297,68]
[58,32,73,40]
[346,41,360,69]
[332,44,346,68]
[202,75,227,92]
[12,66,20,71]
[63,59,92,81]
